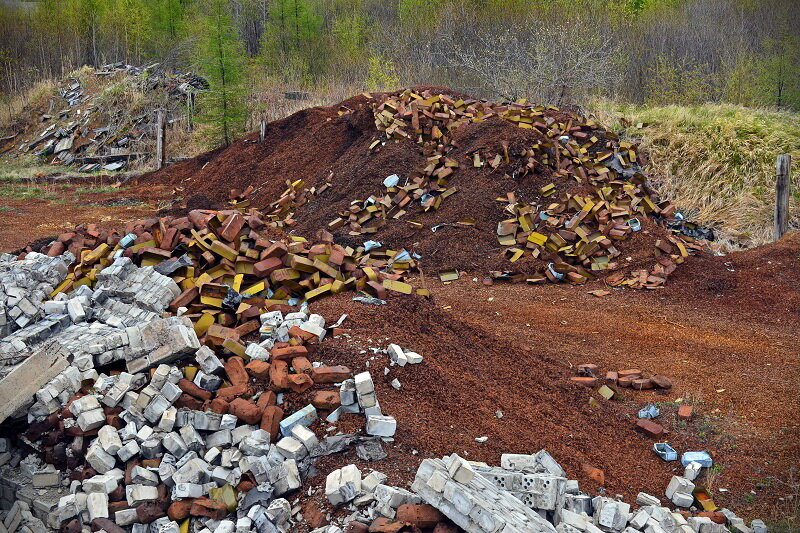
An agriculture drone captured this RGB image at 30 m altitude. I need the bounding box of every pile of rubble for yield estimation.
[315,449,766,533]
[4,63,206,171]
[326,89,705,287]
[0,247,410,530]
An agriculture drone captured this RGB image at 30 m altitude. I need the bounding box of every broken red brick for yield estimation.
[311,390,341,411]
[677,405,694,420]
[582,463,605,485]
[245,360,271,380]
[190,498,228,519]
[207,398,230,414]
[287,373,314,393]
[90,518,126,533]
[167,501,193,521]
[344,522,370,533]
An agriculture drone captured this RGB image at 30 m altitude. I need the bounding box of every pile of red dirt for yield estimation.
[140,87,688,285]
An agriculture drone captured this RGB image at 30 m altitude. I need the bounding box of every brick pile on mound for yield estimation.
[142,87,707,289]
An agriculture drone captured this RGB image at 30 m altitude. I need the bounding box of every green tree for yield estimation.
[195,0,247,146]
[261,0,322,83]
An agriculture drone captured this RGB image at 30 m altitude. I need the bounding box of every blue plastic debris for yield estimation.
[627,218,642,231]
[119,233,137,248]
[654,442,678,461]
[420,193,435,205]
[681,451,713,468]
[363,240,382,251]
[383,174,400,187]
[547,263,564,280]
[391,250,412,262]
[638,404,660,419]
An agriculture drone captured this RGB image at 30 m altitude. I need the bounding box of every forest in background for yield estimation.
[0,0,798,145]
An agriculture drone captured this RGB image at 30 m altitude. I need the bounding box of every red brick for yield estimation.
[207,398,230,414]
[577,363,598,375]
[677,405,694,420]
[344,522,370,533]
[136,501,168,523]
[311,365,351,384]
[224,357,249,386]
[395,504,444,528]
[229,398,263,424]
[618,369,642,377]
[190,498,228,519]
[253,257,283,278]
[246,360,271,380]
[651,374,673,389]
[269,360,290,390]
[569,377,598,387]
[291,356,312,375]
[90,518,126,533]
[271,345,309,361]
[174,394,205,410]
[617,376,635,388]
[256,391,277,410]
[167,501,193,521]
[215,384,252,402]
[260,406,284,441]
[177,378,213,401]
[632,378,655,390]
[219,212,245,241]
[635,419,666,438]
[287,373,314,393]
[581,463,605,485]
[311,390,341,410]
[289,325,320,344]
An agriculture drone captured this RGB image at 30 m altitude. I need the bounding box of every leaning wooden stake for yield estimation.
[775,154,791,240]
[156,109,166,170]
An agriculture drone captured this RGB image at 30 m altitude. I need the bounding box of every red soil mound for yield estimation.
[140,87,677,282]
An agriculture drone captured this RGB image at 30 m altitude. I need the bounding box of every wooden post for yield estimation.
[775,154,791,240]
[259,119,266,142]
[156,109,165,170]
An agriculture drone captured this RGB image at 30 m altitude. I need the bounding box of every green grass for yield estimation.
[74,186,119,195]
[591,101,800,246]
[0,205,16,213]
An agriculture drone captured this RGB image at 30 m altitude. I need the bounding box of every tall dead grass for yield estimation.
[592,101,800,247]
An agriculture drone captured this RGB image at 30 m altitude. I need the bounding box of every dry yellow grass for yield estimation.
[591,101,800,247]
